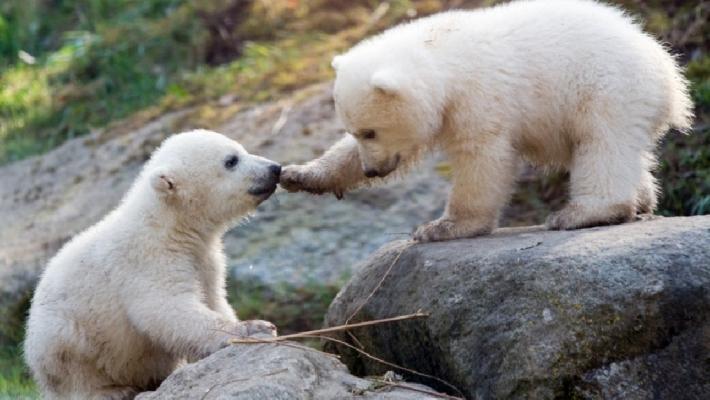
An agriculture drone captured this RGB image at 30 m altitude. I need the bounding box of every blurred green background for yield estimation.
[0,0,707,397]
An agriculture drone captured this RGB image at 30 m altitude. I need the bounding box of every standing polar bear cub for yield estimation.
[281,0,693,242]
[25,130,281,399]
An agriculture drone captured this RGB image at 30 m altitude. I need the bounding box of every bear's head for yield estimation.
[331,48,446,178]
[139,130,281,226]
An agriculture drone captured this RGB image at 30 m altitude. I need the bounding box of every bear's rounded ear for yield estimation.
[331,55,343,71]
[370,68,400,95]
[150,169,178,197]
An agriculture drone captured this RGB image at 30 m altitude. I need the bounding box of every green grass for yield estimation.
[0,0,204,162]
[0,347,37,399]
[0,286,36,398]
[0,0,418,164]
[657,55,710,216]
[658,125,710,216]
[686,56,710,114]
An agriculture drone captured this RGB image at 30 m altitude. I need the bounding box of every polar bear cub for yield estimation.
[24,130,281,399]
[281,0,693,242]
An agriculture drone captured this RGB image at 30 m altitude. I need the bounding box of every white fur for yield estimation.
[281,0,692,241]
[24,130,280,399]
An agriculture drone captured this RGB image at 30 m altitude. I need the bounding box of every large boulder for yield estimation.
[325,216,710,399]
[136,342,446,399]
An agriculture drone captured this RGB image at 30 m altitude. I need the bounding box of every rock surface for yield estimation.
[324,216,710,399]
[135,342,447,400]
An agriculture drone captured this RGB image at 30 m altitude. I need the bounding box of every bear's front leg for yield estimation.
[126,285,275,360]
[413,145,519,242]
[281,135,368,199]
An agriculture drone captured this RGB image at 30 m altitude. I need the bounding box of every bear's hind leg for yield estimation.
[635,155,658,215]
[547,132,643,230]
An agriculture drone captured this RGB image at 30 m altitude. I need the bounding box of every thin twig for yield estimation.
[270,104,292,135]
[347,331,365,349]
[269,340,342,361]
[371,378,465,400]
[229,312,428,344]
[210,328,341,359]
[232,333,463,398]
[305,334,465,399]
[346,242,412,324]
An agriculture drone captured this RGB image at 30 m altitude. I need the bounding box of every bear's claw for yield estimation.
[241,319,278,338]
[413,219,459,242]
[413,218,493,242]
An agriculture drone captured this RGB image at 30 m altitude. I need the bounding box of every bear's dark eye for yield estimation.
[224,155,239,170]
[361,129,376,140]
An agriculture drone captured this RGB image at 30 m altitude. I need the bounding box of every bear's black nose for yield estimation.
[364,169,379,178]
[269,164,282,178]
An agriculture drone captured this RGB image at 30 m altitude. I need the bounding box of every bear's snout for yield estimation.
[363,153,400,179]
[248,163,281,199]
[269,164,282,179]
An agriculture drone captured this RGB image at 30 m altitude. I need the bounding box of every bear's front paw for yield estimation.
[238,319,278,339]
[413,218,492,242]
[280,165,346,199]
[280,165,321,193]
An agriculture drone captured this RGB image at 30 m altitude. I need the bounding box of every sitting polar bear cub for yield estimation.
[281,0,693,242]
[25,130,281,399]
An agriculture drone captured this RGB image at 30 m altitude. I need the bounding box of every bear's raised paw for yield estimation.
[280,165,345,199]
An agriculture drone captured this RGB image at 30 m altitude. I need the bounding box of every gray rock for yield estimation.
[324,216,710,399]
[574,327,709,399]
[135,342,447,400]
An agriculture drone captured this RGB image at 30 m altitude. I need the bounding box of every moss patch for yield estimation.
[227,276,341,336]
